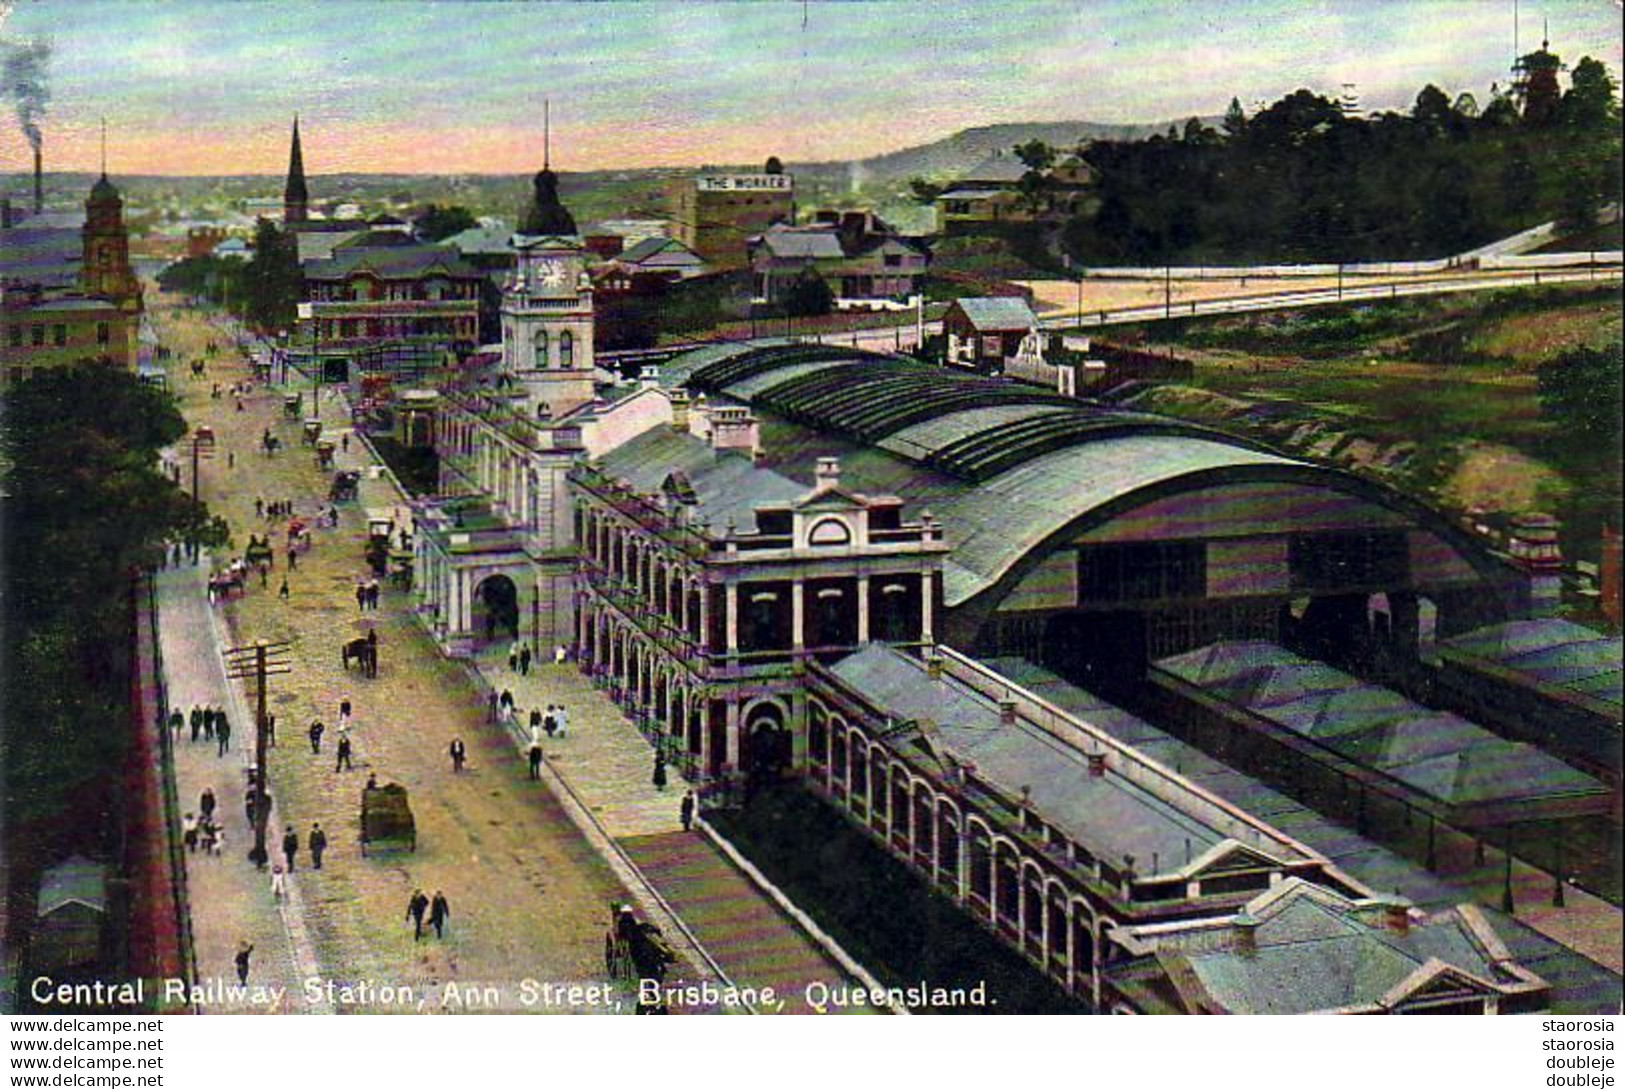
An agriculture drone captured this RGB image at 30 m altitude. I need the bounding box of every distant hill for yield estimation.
[829,119,1186,186]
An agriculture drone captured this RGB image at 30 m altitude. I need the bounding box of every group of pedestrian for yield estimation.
[354,578,381,611]
[406,889,451,941]
[260,498,296,519]
[279,821,328,871]
[187,704,232,756]
[508,640,533,675]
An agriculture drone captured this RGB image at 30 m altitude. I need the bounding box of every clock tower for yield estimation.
[501,160,595,419]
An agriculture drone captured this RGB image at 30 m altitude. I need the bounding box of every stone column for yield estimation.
[856,574,870,643]
[791,579,805,651]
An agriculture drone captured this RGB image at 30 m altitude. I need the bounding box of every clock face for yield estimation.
[538,258,568,289]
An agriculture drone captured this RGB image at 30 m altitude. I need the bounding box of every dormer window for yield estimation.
[808,518,851,547]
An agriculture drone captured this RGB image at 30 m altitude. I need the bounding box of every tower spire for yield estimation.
[544,98,551,170]
[284,115,309,226]
[100,117,107,177]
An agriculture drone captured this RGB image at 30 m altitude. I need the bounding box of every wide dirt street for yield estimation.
[152,289,638,1012]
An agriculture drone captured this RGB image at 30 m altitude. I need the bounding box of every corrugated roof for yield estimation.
[593,426,805,531]
[303,243,479,281]
[37,855,106,916]
[1155,641,1607,809]
[1441,619,1622,712]
[828,644,1232,875]
[951,295,1037,331]
[756,230,846,260]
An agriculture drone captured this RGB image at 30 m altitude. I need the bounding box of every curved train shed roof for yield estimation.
[656,343,1506,611]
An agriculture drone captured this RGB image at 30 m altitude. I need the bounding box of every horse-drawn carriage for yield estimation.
[606,906,678,1009]
[330,470,361,503]
[207,567,246,601]
[302,419,323,446]
[359,781,415,856]
[283,393,302,419]
[315,439,337,469]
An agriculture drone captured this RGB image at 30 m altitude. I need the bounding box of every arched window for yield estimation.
[560,331,574,369]
[533,330,549,366]
[808,518,851,547]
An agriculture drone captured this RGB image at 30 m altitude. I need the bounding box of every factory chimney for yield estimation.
[34,144,43,215]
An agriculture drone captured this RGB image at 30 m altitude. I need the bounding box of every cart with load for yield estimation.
[330,469,361,502]
[359,781,416,856]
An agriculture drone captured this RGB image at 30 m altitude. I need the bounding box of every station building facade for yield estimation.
[414,179,1578,1011]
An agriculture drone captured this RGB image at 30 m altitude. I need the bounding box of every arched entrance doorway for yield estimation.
[473,574,520,645]
[744,702,791,785]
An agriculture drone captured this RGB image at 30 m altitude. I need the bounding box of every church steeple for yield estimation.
[284,116,309,226]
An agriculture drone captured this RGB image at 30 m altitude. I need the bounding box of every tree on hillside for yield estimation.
[1561,57,1621,132]
[416,204,479,242]
[1412,84,1455,133]
[1222,97,1248,138]
[1537,345,1624,452]
[1499,145,1538,218]
[908,177,944,205]
[1014,140,1057,214]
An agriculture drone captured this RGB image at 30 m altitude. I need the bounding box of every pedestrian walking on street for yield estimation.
[554,644,568,665]
[227,450,236,468]
[652,751,668,791]
[279,577,290,600]
[308,719,325,753]
[487,692,499,724]
[168,708,184,737]
[203,708,216,742]
[200,787,216,822]
[335,735,354,773]
[508,641,519,672]
[680,790,695,832]
[287,547,297,571]
[519,644,532,675]
[234,941,254,985]
[499,689,514,714]
[308,822,327,868]
[183,813,199,852]
[429,892,449,940]
[339,697,352,724]
[341,433,349,453]
[270,864,286,901]
[449,737,466,773]
[529,707,542,737]
[528,740,544,780]
[544,706,557,737]
[216,715,231,757]
[255,497,264,518]
[407,890,429,941]
[355,582,366,612]
[190,705,202,742]
[282,825,299,871]
[555,706,568,738]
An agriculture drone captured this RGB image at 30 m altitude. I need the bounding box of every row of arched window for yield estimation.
[577,502,705,643]
[805,696,1104,1004]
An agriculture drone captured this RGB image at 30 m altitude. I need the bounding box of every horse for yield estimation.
[190,358,205,379]
[262,433,281,457]
[207,570,245,602]
[341,638,378,678]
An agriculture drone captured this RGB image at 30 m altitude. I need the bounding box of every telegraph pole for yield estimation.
[224,639,293,867]
[189,430,216,561]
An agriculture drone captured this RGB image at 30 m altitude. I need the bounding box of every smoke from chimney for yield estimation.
[4,38,52,211]
[34,143,41,214]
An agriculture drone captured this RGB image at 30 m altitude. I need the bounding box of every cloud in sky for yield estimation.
[3,0,1620,174]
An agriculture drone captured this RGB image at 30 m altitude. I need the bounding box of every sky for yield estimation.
[2,0,1622,176]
